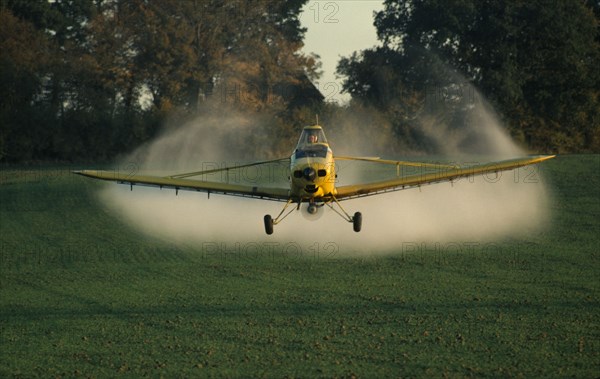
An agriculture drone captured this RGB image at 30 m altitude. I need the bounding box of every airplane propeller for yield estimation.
[301,202,324,221]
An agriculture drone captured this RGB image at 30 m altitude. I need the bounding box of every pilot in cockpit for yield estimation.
[307,132,318,144]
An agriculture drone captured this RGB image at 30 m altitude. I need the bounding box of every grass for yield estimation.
[0,156,598,377]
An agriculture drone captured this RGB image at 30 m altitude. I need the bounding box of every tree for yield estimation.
[0,0,322,162]
[339,0,600,152]
[0,8,55,161]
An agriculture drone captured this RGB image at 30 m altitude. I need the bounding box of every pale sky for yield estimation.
[300,0,385,104]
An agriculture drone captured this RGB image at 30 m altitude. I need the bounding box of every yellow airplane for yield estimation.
[74,125,555,234]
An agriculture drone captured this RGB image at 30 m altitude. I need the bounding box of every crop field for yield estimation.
[0,155,598,377]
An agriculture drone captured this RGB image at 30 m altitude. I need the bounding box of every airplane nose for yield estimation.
[303,167,317,182]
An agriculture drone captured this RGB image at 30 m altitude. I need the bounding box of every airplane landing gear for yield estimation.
[264,215,274,235]
[264,199,295,235]
[264,197,362,234]
[352,212,362,232]
[325,195,361,233]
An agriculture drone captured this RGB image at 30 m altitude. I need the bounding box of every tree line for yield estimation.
[0,0,321,162]
[337,0,600,153]
[1,0,598,163]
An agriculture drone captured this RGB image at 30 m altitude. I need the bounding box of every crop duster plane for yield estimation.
[75,125,555,234]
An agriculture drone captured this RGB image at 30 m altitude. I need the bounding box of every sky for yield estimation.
[300,1,385,104]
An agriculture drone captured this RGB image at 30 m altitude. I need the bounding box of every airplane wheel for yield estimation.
[353,212,362,232]
[264,215,274,235]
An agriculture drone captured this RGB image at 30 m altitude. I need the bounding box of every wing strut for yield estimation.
[168,158,289,180]
[273,199,295,225]
[335,156,459,171]
[325,195,353,222]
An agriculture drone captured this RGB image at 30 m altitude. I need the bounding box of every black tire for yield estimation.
[264,215,274,235]
[353,212,362,232]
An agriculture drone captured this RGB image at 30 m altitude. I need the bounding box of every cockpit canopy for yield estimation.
[296,126,328,149]
[293,126,330,160]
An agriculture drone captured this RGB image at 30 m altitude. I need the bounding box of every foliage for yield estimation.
[3,0,599,161]
[338,0,600,153]
[0,0,319,162]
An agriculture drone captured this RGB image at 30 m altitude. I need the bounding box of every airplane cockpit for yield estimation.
[297,126,328,147]
[294,126,330,159]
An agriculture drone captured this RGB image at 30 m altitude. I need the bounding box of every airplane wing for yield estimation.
[73,158,291,201]
[335,156,459,169]
[334,155,555,200]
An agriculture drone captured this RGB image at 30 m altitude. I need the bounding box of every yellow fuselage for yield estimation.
[289,144,336,200]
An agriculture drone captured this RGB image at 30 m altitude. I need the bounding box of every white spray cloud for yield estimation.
[98,95,550,257]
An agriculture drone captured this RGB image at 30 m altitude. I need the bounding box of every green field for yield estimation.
[1,156,598,377]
